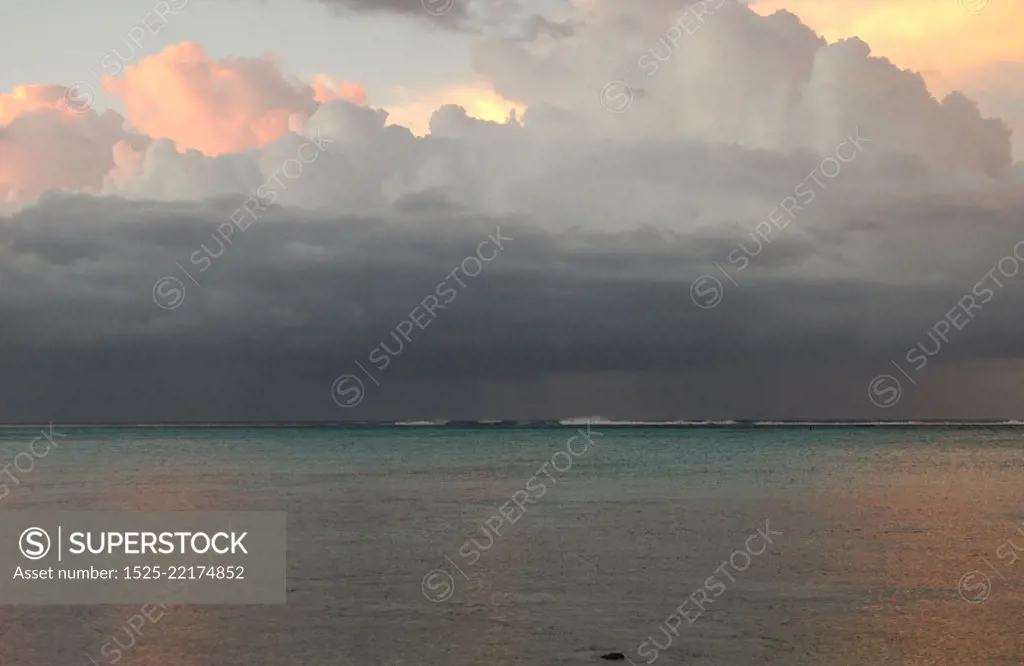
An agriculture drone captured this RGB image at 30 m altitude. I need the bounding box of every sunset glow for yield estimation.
[750,0,1024,80]
[385,84,526,136]
[0,84,76,125]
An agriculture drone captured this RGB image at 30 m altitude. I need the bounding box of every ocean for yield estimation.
[0,424,1022,665]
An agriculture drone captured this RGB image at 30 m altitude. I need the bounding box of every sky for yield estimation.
[2,0,1024,422]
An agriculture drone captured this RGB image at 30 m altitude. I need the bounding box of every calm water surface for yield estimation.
[0,425,1022,665]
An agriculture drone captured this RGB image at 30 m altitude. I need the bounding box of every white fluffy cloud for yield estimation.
[2,1,1018,222]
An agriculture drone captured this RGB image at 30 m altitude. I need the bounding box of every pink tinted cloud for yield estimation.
[104,42,366,156]
[0,45,366,206]
[312,76,368,105]
[0,85,135,206]
[0,109,132,206]
[0,84,74,125]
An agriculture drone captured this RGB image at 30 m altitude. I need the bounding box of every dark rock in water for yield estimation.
[600,653,626,661]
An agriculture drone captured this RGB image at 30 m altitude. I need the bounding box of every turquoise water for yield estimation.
[0,425,1022,664]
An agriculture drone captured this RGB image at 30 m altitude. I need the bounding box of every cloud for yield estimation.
[0,43,366,208]
[472,0,1012,174]
[311,75,368,105]
[0,84,76,125]
[0,102,135,207]
[4,2,1015,212]
[928,62,1024,161]
[3,175,1024,422]
[750,0,1024,77]
[0,84,134,206]
[95,0,1016,221]
[384,83,525,136]
[2,0,1024,420]
[302,0,522,29]
[749,0,1024,159]
[103,42,366,156]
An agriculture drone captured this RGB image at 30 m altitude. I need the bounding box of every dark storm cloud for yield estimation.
[3,187,1024,423]
[306,0,520,29]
